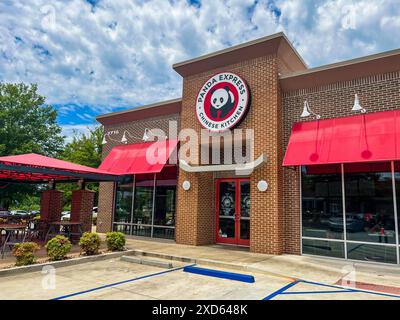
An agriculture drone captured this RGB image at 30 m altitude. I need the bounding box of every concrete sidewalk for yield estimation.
[122,236,400,292]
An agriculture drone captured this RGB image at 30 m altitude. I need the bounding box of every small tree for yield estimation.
[59,126,103,208]
[0,83,64,209]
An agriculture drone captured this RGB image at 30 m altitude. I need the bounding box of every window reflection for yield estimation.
[344,162,396,244]
[113,167,177,240]
[302,239,345,259]
[133,174,154,225]
[301,162,399,264]
[347,243,397,264]
[302,164,343,239]
[114,178,133,223]
[394,162,400,243]
[154,166,177,227]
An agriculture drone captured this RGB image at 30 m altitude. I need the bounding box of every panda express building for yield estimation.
[96,32,400,265]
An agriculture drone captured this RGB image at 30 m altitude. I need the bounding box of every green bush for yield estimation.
[79,232,101,255]
[45,235,72,261]
[105,232,126,251]
[12,242,40,266]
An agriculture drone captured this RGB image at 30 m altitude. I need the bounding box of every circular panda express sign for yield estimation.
[196,72,250,132]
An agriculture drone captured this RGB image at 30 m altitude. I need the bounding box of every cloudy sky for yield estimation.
[1,0,399,139]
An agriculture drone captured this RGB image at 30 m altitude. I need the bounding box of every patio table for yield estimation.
[0,224,28,247]
[45,221,83,242]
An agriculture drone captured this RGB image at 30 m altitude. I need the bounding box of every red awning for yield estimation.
[99,139,178,175]
[283,110,400,166]
[0,153,118,182]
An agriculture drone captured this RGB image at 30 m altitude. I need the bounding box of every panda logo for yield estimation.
[195,72,250,132]
[210,86,235,119]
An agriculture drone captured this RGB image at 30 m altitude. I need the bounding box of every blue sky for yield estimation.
[0,0,399,140]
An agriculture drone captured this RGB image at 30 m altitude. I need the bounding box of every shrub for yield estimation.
[12,242,40,266]
[79,232,101,255]
[105,232,125,251]
[45,235,72,261]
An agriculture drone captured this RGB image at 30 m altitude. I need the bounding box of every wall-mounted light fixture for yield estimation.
[142,128,167,142]
[351,94,366,113]
[182,180,191,191]
[300,101,321,119]
[102,130,120,145]
[257,180,268,192]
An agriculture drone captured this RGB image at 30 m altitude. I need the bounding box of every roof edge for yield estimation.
[280,48,400,80]
[172,32,307,77]
[173,32,285,69]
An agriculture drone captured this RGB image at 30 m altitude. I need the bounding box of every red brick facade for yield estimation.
[282,71,400,254]
[40,189,63,236]
[71,189,95,233]
[96,33,400,257]
[175,55,288,254]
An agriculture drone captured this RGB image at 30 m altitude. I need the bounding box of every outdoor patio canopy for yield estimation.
[0,153,121,183]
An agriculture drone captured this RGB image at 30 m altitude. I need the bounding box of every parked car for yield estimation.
[10,210,29,216]
[92,207,98,218]
[61,211,71,221]
[30,210,40,216]
[328,216,364,233]
[0,208,10,217]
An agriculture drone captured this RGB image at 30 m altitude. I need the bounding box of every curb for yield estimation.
[0,250,135,278]
[120,255,173,269]
[130,250,296,281]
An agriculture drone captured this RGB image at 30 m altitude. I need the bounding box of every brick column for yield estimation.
[40,189,63,238]
[70,189,95,234]
[96,182,115,233]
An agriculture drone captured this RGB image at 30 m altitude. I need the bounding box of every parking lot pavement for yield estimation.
[0,259,290,300]
[0,258,399,300]
[267,280,400,300]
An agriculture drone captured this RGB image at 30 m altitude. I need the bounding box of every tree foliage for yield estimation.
[0,83,65,209]
[0,83,64,157]
[61,126,103,168]
[59,126,103,208]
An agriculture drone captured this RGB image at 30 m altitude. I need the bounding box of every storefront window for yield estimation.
[301,164,343,240]
[347,243,397,264]
[302,239,345,259]
[114,178,133,223]
[301,162,399,264]
[113,167,177,240]
[154,167,177,226]
[394,162,400,243]
[132,174,154,225]
[153,166,177,240]
[344,162,396,244]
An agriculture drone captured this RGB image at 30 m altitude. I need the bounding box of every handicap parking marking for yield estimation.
[52,264,196,300]
[263,279,400,300]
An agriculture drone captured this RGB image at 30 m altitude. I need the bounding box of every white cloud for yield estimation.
[0,0,399,124]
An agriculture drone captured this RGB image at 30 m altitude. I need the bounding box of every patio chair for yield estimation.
[1,229,28,258]
[26,219,43,241]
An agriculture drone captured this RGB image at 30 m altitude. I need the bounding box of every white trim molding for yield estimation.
[179,154,267,175]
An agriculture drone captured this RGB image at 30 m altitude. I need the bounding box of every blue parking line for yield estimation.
[301,280,400,299]
[281,290,354,295]
[263,280,300,300]
[52,264,195,300]
[263,279,400,300]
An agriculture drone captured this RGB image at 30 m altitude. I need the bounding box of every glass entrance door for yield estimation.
[216,179,250,246]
